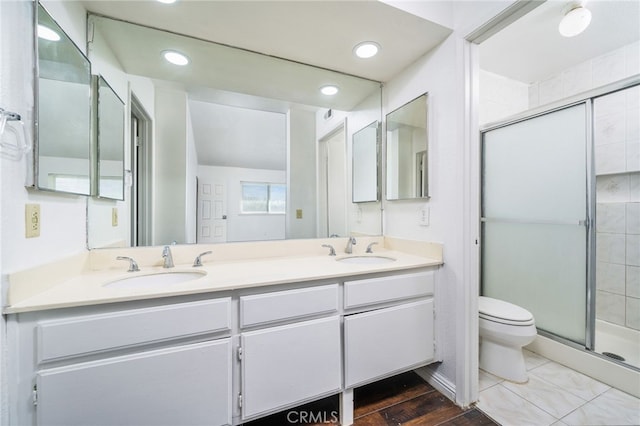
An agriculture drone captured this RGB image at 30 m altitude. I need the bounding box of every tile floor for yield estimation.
[477,349,640,426]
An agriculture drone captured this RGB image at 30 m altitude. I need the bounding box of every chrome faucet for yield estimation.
[162,245,174,268]
[193,251,212,267]
[321,244,336,256]
[116,256,139,272]
[366,242,379,253]
[345,237,356,254]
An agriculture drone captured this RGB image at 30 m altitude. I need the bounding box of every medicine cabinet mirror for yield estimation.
[95,75,125,200]
[352,121,380,203]
[385,93,429,200]
[36,3,92,195]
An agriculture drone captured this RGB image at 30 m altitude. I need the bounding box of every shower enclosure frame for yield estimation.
[479,75,640,371]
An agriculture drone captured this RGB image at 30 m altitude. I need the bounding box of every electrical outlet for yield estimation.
[25,204,40,238]
[112,207,118,227]
[296,209,303,219]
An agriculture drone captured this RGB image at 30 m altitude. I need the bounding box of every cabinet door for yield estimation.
[36,340,232,426]
[241,316,341,420]
[344,299,434,388]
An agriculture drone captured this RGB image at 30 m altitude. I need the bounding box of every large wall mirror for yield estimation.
[85,13,382,248]
[36,4,92,195]
[386,93,429,200]
[352,121,380,203]
[95,75,125,200]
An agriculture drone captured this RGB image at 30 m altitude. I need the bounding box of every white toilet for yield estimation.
[479,296,537,383]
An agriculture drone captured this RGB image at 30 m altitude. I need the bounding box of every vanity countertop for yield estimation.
[5,237,442,314]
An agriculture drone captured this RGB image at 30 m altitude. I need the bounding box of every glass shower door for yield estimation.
[482,103,590,345]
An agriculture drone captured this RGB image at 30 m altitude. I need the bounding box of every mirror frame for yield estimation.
[385,92,429,201]
[94,74,125,201]
[352,120,381,203]
[34,2,93,196]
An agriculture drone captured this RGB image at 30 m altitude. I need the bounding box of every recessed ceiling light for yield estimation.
[157,0,178,4]
[354,41,380,59]
[37,24,60,41]
[559,5,592,37]
[162,50,189,66]
[320,85,339,96]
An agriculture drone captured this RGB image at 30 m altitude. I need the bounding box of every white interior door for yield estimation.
[197,180,227,243]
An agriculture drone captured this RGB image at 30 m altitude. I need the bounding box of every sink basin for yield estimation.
[336,256,396,264]
[104,270,207,289]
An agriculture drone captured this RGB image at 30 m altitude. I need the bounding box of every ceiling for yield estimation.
[82,0,452,84]
[480,0,640,83]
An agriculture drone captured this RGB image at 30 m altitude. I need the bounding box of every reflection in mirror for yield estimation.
[95,75,125,200]
[86,14,383,248]
[352,121,380,203]
[36,4,92,195]
[386,93,428,200]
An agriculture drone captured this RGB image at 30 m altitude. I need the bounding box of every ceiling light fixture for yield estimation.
[320,85,339,96]
[353,41,380,59]
[162,50,189,66]
[559,4,592,37]
[157,0,178,4]
[37,24,60,41]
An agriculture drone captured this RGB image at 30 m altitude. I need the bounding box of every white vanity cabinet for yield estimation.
[10,298,234,426]
[238,284,342,421]
[7,267,439,426]
[36,340,232,426]
[343,271,435,388]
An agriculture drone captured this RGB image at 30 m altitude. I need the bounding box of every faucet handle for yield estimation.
[321,244,336,256]
[116,256,140,272]
[366,242,379,253]
[193,251,213,267]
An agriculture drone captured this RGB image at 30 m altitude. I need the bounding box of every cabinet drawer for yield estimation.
[37,298,231,363]
[240,284,338,328]
[344,271,434,309]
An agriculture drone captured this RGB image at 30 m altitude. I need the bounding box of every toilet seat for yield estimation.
[479,296,534,326]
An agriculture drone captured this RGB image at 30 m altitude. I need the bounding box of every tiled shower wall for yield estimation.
[595,86,640,331]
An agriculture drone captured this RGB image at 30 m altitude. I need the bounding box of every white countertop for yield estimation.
[5,237,443,314]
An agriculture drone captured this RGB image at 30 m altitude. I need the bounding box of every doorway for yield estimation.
[130,94,152,247]
[318,123,347,238]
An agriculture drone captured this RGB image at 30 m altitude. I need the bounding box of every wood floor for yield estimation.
[245,371,498,425]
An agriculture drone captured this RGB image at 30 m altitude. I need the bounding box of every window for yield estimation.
[241,182,286,214]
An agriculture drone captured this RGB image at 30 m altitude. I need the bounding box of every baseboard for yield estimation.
[414,365,456,403]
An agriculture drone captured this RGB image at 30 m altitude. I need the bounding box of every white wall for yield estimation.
[479,70,529,125]
[198,165,286,242]
[1,1,91,421]
[185,103,198,244]
[383,34,462,393]
[287,108,317,239]
[154,87,189,245]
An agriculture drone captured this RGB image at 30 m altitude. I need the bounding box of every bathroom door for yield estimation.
[197,180,227,243]
[481,103,590,345]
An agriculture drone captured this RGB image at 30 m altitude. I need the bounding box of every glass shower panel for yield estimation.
[482,103,588,345]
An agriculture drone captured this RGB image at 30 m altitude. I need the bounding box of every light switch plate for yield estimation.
[418,206,429,227]
[25,204,40,238]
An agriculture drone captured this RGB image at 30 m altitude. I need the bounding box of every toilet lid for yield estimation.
[479,296,534,323]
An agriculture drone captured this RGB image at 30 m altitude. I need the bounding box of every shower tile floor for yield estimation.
[477,349,640,425]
